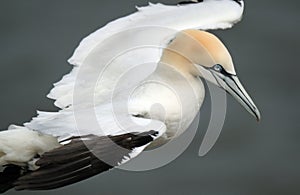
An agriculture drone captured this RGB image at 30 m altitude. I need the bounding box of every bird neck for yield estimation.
[159,49,199,77]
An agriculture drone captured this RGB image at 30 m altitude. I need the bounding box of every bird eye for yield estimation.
[213,64,223,72]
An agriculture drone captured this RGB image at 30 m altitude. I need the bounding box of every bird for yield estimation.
[0,0,260,192]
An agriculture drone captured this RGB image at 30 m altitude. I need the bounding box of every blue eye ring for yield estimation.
[213,64,223,72]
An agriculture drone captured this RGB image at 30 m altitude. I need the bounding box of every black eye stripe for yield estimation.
[211,64,233,76]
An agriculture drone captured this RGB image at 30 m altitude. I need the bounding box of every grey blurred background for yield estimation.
[0,0,299,194]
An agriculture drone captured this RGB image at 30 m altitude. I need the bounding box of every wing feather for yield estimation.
[47,0,244,109]
[25,0,243,138]
[13,130,160,191]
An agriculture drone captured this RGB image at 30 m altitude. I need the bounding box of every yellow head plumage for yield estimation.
[160,29,260,121]
[161,29,236,75]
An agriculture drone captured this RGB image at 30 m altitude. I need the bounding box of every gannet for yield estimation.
[0,0,260,192]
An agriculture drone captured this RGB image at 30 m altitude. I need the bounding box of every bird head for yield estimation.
[161,29,260,121]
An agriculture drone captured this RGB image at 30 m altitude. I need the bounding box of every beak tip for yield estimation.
[254,109,261,122]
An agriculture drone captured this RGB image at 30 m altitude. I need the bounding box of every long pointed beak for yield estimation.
[212,71,261,121]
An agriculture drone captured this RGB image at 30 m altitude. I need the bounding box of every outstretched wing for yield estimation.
[12,125,166,191]
[47,0,244,109]
[26,101,166,140]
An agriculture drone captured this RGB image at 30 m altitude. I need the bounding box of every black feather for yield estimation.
[11,130,158,191]
[0,165,23,193]
[178,0,203,5]
[233,0,242,6]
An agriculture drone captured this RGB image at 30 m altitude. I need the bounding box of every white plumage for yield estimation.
[26,0,244,139]
[0,0,259,192]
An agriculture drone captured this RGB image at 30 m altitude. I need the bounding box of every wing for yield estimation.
[47,0,244,109]
[9,128,164,191]
[26,101,166,140]
[7,108,166,192]
[25,0,243,138]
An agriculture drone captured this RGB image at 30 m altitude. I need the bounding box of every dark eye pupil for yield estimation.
[214,64,222,71]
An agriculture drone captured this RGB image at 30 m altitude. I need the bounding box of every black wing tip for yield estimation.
[178,0,242,6]
[233,0,242,6]
[12,131,159,192]
[110,130,159,149]
[0,165,24,193]
[178,0,203,5]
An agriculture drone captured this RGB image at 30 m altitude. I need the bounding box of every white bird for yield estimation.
[0,0,260,192]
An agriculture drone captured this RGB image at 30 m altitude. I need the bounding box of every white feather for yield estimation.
[26,102,166,141]
[69,1,243,66]
[47,0,244,109]
[0,127,60,166]
[1,0,244,167]
[22,0,242,142]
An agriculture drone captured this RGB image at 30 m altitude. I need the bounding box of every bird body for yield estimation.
[0,0,261,192]
[128,61,205,143]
